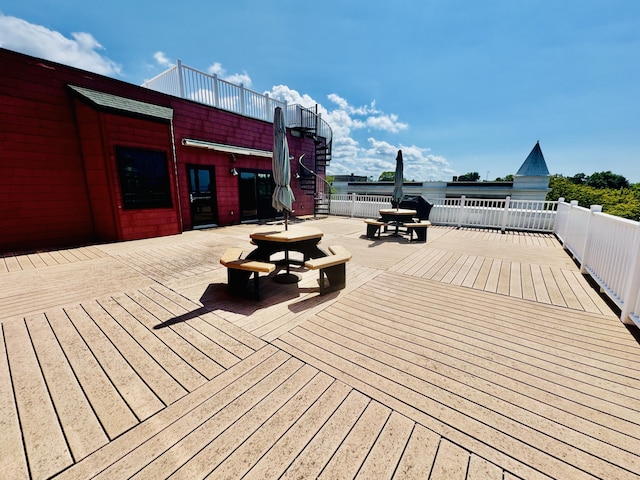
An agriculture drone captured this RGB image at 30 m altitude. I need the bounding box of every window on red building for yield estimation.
[115,146,173,209]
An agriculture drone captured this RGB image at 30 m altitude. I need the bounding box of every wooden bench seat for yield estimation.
[220,248,275,299]
[364,219,387,239]
[305,245,352,295]
[404,221,431,242]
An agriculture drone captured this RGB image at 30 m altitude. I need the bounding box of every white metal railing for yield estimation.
[142,61,332,146]
[331,195,557,233]
[553,199,640,327]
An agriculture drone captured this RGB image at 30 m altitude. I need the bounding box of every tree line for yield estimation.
[453,170,640,220]
[373,169,640,220]
[546,172,640,220]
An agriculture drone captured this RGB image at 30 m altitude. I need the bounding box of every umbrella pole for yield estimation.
[285,211,288,231]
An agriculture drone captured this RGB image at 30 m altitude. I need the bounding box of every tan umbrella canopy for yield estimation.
[272,106,295,230]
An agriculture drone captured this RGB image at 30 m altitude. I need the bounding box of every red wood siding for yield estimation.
[0,48,317,253]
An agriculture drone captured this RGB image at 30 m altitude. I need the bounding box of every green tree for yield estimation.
[547,175,640,220]
[495,174,514,181]
[458,172,480,181]
[569,173,587,184]
[585,171,629,189]
[378,171,395,181]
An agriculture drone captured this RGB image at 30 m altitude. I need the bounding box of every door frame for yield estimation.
[186,165,218,228]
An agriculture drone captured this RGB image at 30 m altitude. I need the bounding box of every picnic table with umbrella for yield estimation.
[378,150,416,235]
[244,106,327,283]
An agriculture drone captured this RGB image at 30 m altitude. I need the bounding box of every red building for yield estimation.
[0,48,329,253]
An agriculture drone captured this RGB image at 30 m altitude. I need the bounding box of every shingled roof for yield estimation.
[516,141,550,176]
[68,85,173,121]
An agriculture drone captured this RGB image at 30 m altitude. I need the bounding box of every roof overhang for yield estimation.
[181,138,272,158]
[68,85,173,122]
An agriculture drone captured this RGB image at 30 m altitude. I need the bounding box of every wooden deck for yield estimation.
[1,217,639,479]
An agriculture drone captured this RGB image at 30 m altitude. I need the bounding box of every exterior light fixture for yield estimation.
[230,168,238,176]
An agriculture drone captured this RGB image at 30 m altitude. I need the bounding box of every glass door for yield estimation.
[187,166,218,227]
[239,170,280,222]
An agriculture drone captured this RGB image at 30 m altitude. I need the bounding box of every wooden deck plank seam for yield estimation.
[361,282,640,391]
[280,323,638,480]
[131,289,236,366]
[374,273,634,353]
[273,333,559,480]
[51,346,289,479]
[311,306,640,449]
[316,302,640,447]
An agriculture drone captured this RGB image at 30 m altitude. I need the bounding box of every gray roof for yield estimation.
[68,85,173,121]
[516,141,549,176]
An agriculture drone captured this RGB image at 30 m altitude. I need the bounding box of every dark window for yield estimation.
[115,146,172,209]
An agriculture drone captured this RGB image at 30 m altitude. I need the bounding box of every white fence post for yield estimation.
[620,221,640,325]
[457,195,466,228]
[176,59,185,98]
[351,193,356,218]
[211,73,219,108]
[501,196,510,233]
[239,83,246,115]
[579,205,602,274]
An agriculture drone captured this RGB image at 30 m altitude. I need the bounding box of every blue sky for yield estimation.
[2,1,639,182]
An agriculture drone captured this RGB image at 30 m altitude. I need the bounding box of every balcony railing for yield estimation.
[142,60,332,146]
[554,200,640,327]
[330,194,640,327]
[330,195,556,232]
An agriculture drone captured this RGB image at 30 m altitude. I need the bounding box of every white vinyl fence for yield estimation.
[330,194,556,233]
[330,193,640,327]
[554,200,640,327]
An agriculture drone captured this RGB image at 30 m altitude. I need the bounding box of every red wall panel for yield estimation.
[0,48,318,253]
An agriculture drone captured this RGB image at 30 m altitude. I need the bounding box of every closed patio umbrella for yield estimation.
[272,106,295,230]
[392,149,404,210]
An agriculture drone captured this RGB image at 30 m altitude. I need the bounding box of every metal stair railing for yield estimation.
[298,154,332,217]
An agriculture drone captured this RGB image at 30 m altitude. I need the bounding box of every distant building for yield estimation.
[331,142,551,201]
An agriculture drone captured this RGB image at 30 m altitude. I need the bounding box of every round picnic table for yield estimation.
[247,225,326,283]
[378,208,417,236]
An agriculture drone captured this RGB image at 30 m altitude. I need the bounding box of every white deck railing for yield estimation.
[554,199,640,327]
[331,194,556,232]
[142,61,332,145]
[330,194,640,327]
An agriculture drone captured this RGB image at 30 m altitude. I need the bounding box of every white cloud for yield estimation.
[0,13,449,182]
[205,61,252,87]
[0,14,121,76]
[265,85,451,181]
[153,51,172,67]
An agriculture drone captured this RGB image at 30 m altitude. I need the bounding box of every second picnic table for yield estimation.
[378,208,417,236]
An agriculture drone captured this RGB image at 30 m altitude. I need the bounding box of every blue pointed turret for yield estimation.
[516,141,549,176]
[512,141,551,200]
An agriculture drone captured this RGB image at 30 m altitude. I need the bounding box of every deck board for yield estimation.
[25,313,108,459]
[1,219,639,479]
[0,324,30,479]
[47,307,140,439]
[3,319,73,479]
